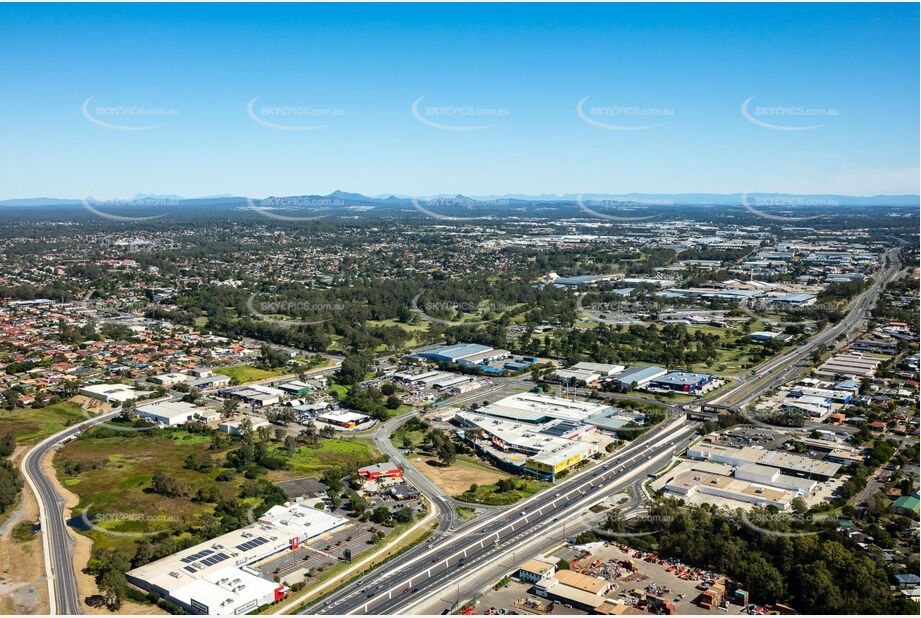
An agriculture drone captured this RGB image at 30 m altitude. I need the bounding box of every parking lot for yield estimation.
[253,518,391,584]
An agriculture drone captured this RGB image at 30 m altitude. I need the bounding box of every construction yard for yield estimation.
[472,541,752,616]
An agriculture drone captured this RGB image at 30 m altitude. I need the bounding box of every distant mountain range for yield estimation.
[1,191,917,208]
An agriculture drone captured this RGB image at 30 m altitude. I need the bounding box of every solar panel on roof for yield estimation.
[184,566,197,573]
[181,549,213,563]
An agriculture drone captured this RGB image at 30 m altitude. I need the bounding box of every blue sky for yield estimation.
[0,2,917,199]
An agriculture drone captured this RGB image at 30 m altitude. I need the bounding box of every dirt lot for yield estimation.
[412,455,510,495]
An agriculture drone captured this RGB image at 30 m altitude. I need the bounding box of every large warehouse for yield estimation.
[687,442,841,480]
[127,503,347,615]
[406,342,508,366]
[472,392,614,425]
[137,400,220,426]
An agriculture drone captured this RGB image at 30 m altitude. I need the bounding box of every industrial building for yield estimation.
[79,383,151,403]
[406,343,508,367]
[665,469,798,510]
[764,293,817,307]
[219,416,271,436]
[661,287,764,301]
[276,380,314,396]
[471,392,614,425]
[190,374,232,390]
[550,362,625,386]
[551,274,618,287]
[126,503,348,615]
[749,331,793,343]
[648,371,715,395]
[533,569,614,612]
[612,365,668,390]
[151,372,192,388]
[518,558,557,583]
[663,460,817,511]
[220,384,286,408]
[316,408,371,429]
[137,400,220,426]
[815,353,881,380]
[687,442,841,480]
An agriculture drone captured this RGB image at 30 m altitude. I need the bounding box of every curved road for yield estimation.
[21,410,120,615]
[373,412,459,533]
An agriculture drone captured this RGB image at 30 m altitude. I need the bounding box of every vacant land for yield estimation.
[215,364,287,383]
[54,428,240,554]
[267,438,382,481]
[413,455,511,496]
[455,478,548,506]
[0,401,86,445]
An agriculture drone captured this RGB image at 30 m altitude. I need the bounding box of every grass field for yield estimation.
[268,438,382,480]
[54,428,242,554]
[215,364,287,383]
[455,478,548,505]
[391,428,425,450]
[327,383,348,399]
[366,318,429,333]
[0,401,87,445]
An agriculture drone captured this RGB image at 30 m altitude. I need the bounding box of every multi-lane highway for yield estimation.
[21,410,120,616]
[710,249,901,409]
[300,415,699,615]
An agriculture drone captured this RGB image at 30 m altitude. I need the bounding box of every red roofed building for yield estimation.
[357,462,402,480]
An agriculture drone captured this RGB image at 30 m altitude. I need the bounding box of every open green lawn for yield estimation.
[54,428,243,554]
[215,364,287,383]
[366,318,430,333]
[268,438,382,480]
[392,428,425,449]
[327,383,348,399]
[455,478,548,506]
[0,401,87,445]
